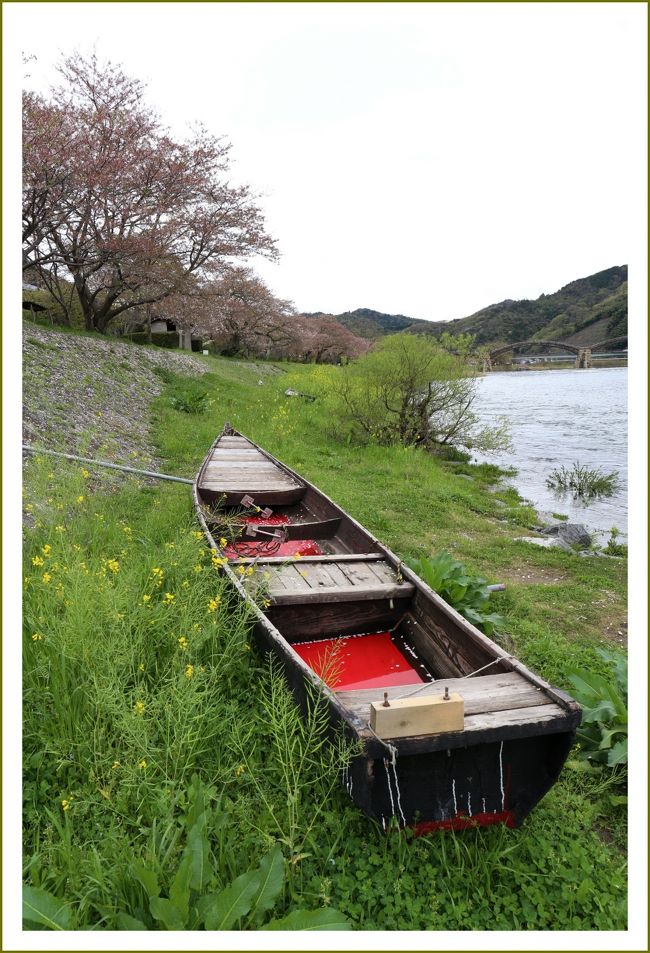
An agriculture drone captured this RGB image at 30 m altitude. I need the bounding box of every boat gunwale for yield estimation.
[194,425,580,751]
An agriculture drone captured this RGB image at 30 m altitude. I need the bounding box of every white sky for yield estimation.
[8,1,648,320]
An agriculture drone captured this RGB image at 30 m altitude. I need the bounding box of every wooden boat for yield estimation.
[193,424,581,833]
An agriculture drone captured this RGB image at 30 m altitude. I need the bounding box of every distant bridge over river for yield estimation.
[484,337,628,371]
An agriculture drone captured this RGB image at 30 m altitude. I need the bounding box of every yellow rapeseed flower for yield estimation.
[137,759,147,770]
[42,572,52,584]
[138,663,145,672]
[208,595,222,612]
[32,633,43,641]
[116,612,125,620]
[177,636,189,651]
[246,566,254,577]
[192,531,204,540]
[107,559,120,574]
[133,700,145,715]
[142,594,151,603]
[76,495,84,504]
[193,564,203,573]
[55,525,66,533]
[219,537,228,549]
[185,664,194,679]
[42,544,51,556]
[81,468,90,478]
[32,555,44,567]
[294,552,302,560]
[237,565,246,576]
[111,762,120,770]
[61,799,71,812]
[163,592,175,605]
[235,764,246,776]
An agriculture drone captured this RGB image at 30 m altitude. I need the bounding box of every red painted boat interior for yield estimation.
[293,631,426,691]
[224,539,324,558]
[241,514,290,525]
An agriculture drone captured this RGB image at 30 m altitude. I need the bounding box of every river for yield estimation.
[472,367,627,541]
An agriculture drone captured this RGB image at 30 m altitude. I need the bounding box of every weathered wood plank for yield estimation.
[270,583,416,605]
[337,672,550,717]
[267,599,408,640]
[338,561,388,588]
[464,703,567,731]
[397,613,463,678]
[229,552,384,565]
[295,562,338,589]
[274,564,313,591]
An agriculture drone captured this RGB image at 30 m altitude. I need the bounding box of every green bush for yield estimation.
[568,649,628,770]
[404,551,505,636]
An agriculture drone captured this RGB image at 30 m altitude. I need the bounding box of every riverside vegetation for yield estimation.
[22,332,628,931]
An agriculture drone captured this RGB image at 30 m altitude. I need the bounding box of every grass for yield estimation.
[546,462,620,498]
[22,343,628,930]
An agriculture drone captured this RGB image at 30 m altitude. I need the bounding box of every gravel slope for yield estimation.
[23,326,209,472]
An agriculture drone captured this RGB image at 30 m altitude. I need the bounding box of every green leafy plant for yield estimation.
[404,551,505,636]
[568,650,627,769]
[546,462,619,498]
[169,382,210,415]
[604,526,627,557]
[23,776,350,931]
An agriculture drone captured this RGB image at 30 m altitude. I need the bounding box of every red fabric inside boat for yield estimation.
[241,514,290,525]
[223,539,324,558]
[293,631,425,690]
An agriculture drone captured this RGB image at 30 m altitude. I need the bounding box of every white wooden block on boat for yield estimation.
[370,692,464,739]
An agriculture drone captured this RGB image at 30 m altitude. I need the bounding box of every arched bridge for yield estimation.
[485,336,627,370]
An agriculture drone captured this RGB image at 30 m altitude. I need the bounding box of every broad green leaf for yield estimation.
[130,861,160,899]
[608,794,628,807]
[116,913,147,930]
[247,847,285,926]
[203,869,261,930]
[607,739,628,766]
[23,886,71,931]
[582,698,616,723]
[150,896,185,930]
[598,727,627,750]
[169,853,193,921]
[262,907,351,930]
[185,821,213,892]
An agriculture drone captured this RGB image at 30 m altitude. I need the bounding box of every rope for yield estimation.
[374,654,519,702]
[22,445,193,485]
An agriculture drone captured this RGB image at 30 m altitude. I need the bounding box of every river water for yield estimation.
[472,367,627,540]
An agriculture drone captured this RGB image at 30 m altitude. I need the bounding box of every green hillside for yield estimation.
[307,265,628,348]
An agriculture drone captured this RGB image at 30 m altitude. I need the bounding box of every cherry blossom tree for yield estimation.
[23,53,276,332]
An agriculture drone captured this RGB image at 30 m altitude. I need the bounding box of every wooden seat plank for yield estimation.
[337,673,552,717]
[268,583,415,605]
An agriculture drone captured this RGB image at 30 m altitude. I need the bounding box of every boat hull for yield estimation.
[195,426,581,833]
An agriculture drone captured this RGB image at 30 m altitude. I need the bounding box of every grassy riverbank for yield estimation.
[22,334,627,931]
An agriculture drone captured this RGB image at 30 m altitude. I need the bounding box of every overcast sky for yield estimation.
[9,2,648,320]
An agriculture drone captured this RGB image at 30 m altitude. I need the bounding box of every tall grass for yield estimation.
[22,357,628,931]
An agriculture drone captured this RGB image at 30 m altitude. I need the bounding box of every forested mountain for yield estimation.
[305,265,628,347]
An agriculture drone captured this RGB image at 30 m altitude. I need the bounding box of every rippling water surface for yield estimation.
[472,367,627,538]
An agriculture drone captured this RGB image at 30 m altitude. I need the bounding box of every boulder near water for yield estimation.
[541,523,592,548]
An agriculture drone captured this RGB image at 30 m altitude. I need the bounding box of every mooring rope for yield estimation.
[22,445,193,485]
[389,652,520,702]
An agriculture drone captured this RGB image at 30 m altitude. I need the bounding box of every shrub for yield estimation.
[568,650,627,770]
[404,551,505,636]
[333,334,510,453]
[546,462,619,498]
